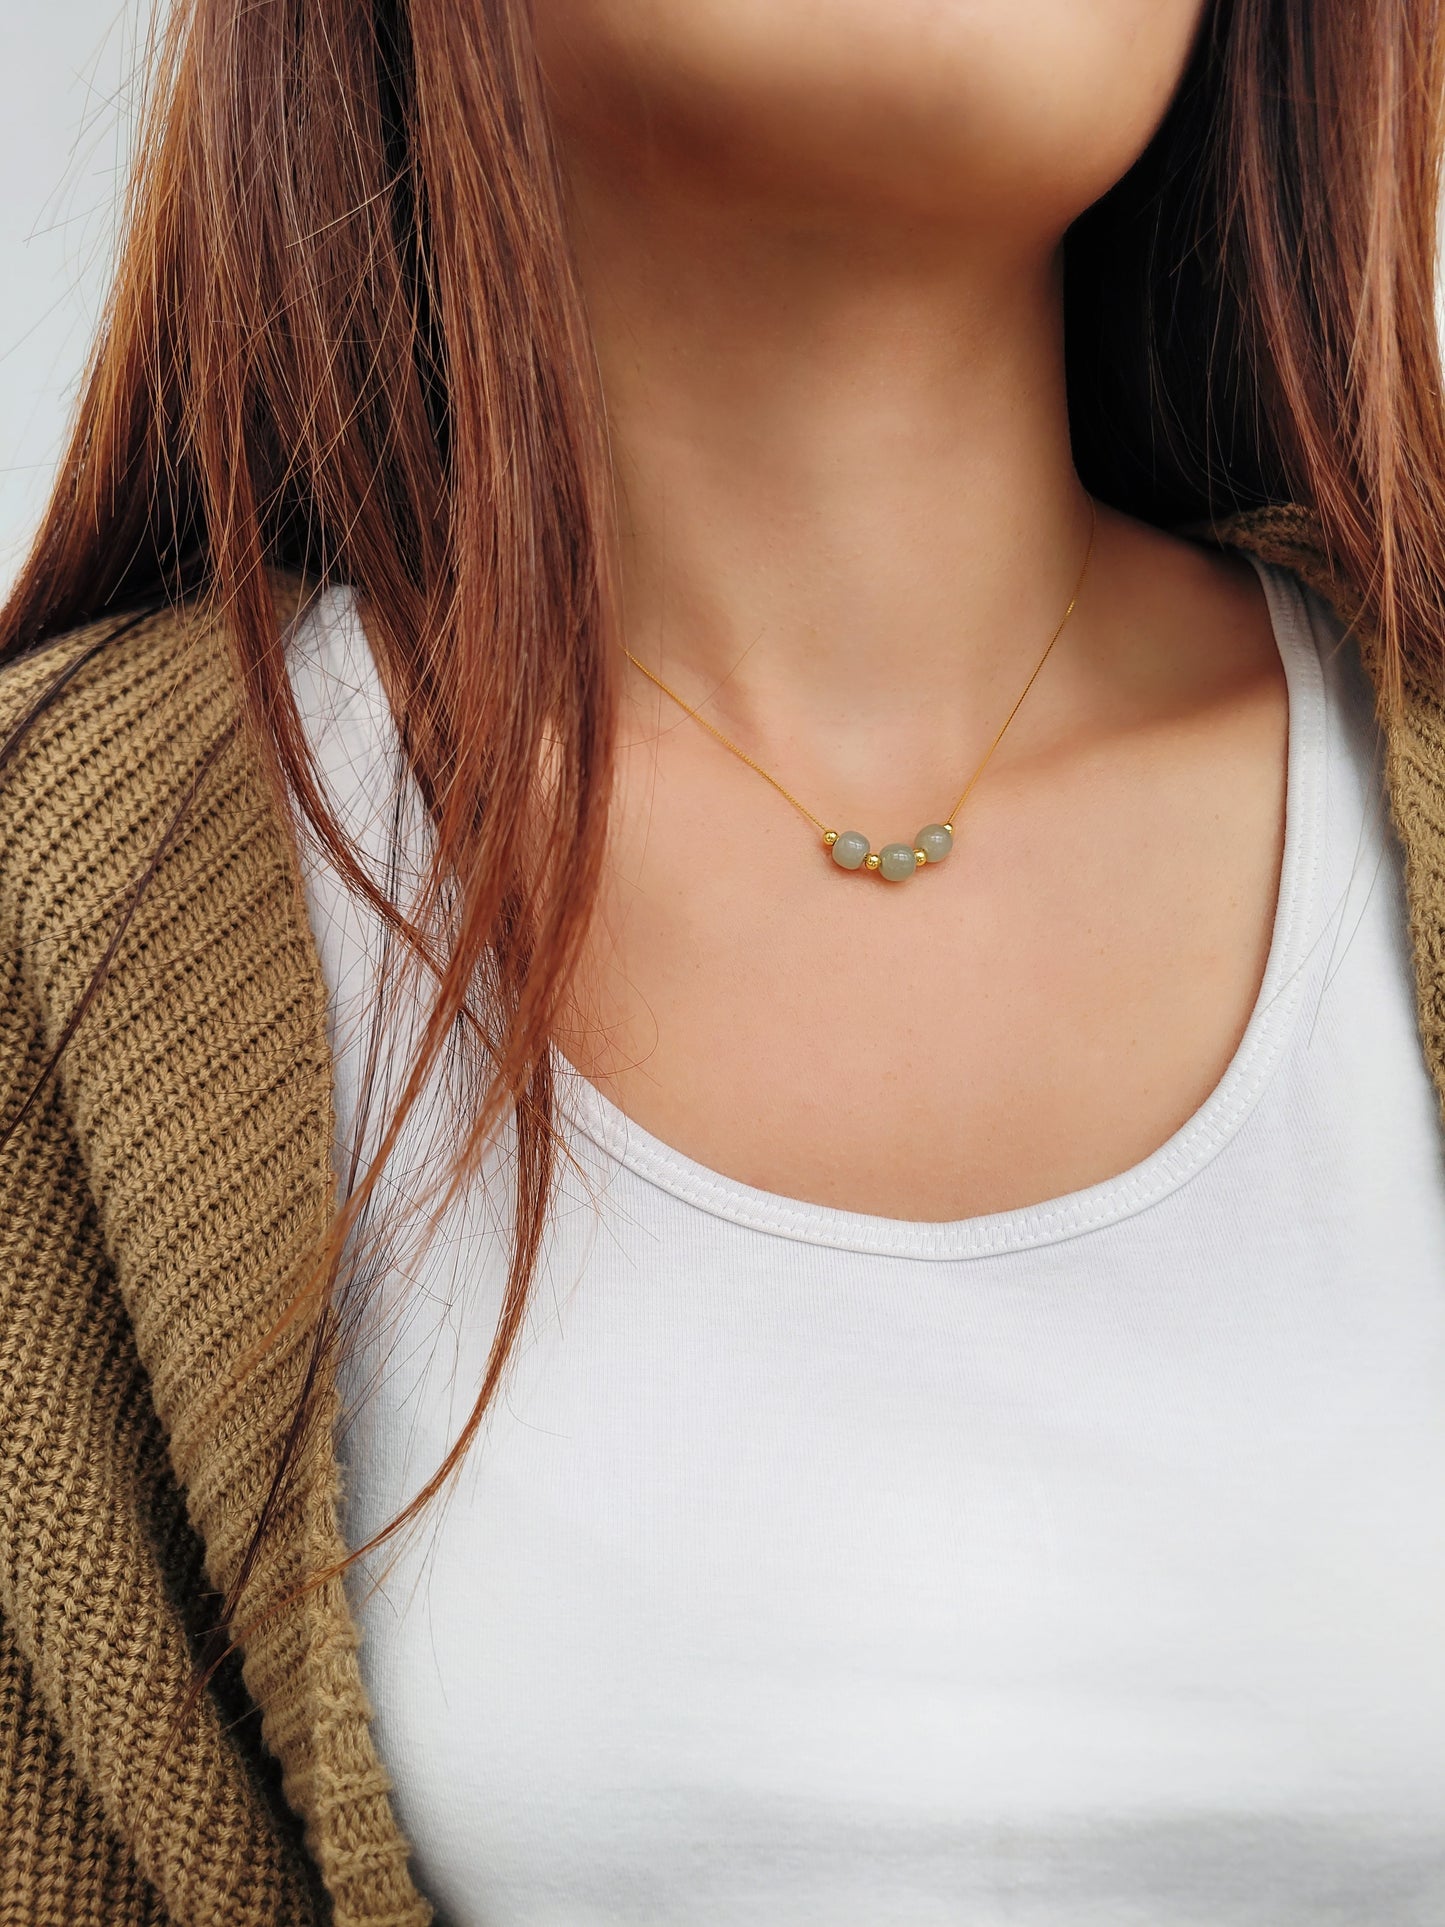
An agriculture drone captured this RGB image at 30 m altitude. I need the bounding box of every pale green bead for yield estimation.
[878,842,918,882]
[831,829,870,871]
[915,823,954,864]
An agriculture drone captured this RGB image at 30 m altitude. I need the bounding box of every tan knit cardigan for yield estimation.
[2,505,1444,1925]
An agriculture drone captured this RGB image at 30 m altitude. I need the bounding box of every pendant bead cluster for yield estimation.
[824,821,954,882]
[624,503,1096,896]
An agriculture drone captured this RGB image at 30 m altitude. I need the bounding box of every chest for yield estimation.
[566,647,1290,1220]
[339,1054,1445,1925]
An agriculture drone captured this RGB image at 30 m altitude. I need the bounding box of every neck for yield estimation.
[564,157,1096,742]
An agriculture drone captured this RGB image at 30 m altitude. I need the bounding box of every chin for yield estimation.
[536,0,1208,236]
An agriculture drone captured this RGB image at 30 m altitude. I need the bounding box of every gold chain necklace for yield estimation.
[624,500,1099,885]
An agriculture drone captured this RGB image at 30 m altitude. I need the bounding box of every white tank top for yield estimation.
[288,561,1445,1926]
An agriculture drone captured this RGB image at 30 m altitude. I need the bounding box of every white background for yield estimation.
[1,4,153,595]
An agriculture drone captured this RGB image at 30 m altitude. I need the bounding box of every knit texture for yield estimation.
[0,597,427,1924]
[0,509,1441,1923]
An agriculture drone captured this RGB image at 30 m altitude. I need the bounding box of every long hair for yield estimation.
[3,0,1445,1659]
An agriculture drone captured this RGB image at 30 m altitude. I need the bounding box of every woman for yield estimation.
[3,0,1445,1921]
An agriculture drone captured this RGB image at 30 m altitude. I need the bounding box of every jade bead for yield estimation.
[915,822,954,864]
[878,842,918,882]
[830,829,870,871]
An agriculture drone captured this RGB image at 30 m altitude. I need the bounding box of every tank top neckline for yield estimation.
[555,559,1328,1263]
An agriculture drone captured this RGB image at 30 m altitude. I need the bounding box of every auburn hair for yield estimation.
[4,0,1445,1665]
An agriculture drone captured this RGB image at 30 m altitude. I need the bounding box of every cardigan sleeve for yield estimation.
[0,1571,169,1922]
[0,630,325,1927]
[0,808,168,1925]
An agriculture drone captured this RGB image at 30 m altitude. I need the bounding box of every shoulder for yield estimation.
[1206,504,1383,683]
[0,577,310,798]
[0,574,316,1001]
[1207,504,1358,610]
[0,600,226,960]
[0,573,311,809]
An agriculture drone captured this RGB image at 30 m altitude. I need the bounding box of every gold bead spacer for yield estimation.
[943,822,955,835]
[864,853,882,872]
[822,829,839,847]
[914,849,927,867]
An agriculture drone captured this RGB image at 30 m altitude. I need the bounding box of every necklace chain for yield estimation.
[624,498,1098,848]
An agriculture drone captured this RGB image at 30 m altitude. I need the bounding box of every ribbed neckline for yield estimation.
[556,559,1328,1261]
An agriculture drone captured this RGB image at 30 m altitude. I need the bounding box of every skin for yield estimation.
[537,0,1290,1220]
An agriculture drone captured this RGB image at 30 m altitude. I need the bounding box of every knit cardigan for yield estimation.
[2,505,1444,1926]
